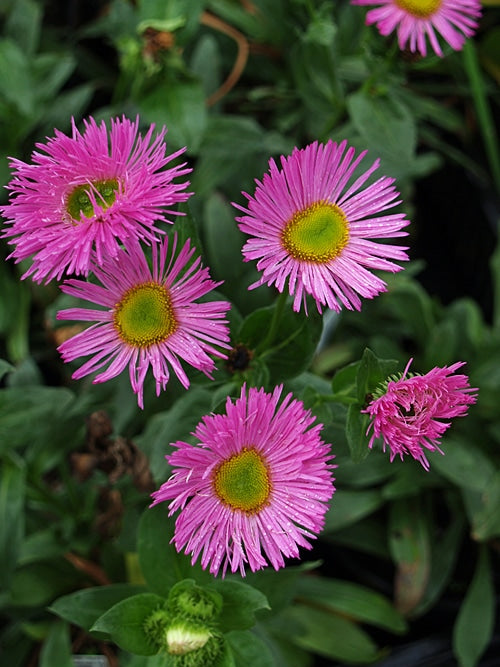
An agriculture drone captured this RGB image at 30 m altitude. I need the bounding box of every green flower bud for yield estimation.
[168,580,223,622]
[165,619,224,667]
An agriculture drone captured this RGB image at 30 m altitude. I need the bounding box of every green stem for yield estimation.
[256,290,288,354]
[462,40,500,196]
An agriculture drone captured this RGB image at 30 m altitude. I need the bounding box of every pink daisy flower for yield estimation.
[1,116,192,283]
[151,384,335,577]
[233,140,409,313]
[363,359,477,470]
[351,0,481,57]
[56,235,231,409]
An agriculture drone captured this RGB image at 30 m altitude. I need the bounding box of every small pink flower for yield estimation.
[56,235,231,409]
[363,359,477,469]
[233,140,409,313]
[351,0,481,57]
[151,384,335,577]
[1,116,192,283]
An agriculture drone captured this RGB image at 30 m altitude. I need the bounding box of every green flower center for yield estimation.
[113,282,177,347]
[281,201,349,263]
[66,178,119,221]
[394,0,441,18]
[213,448,270,513]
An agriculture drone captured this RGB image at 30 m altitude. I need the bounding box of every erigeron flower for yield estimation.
[1,116,191,282]
[233,140,409,313]
[151,384,335,576]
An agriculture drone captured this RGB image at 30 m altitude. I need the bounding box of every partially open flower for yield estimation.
[363,359,477,469]
[2,116,191,282]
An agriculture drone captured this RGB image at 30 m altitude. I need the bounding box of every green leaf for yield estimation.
[203,193,246,285]
[0,359,14,380]
[386,279,436,346]
[462,471,500,541]
[296,576,407,634]
[49,584,147,632]
[4,0,42,55]
[39,621,73,667]
[412,503,466,616]
[324,489,384,532]
[0,457,26,588]
[428,436,495,493]
[331,360,359,398]
[92,593,165,655]
[285,603,380,663]
[347,89,417,179]
[389,498,431,616]
[356,348,399,403]
[208,580,270,632]
[226,630,275,667]
[238,304,323,383]
[136,386,213,483]
[139,78,207,152]
[243,562,318,617]
[453,546,494,667]
[137,504,214,598]
[345,404,370,463]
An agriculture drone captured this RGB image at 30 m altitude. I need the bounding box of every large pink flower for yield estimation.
[363,360,477,469]
[56,235,231,408]
[151,385,335,577]
[351,0,481,57]
[233,140,409,313]
[1,116,191,283]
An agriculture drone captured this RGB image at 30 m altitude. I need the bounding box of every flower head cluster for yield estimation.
[234,139,409,313]
[363,360,477,469]
[351,0,481,57]
[151,384,335,577]
[57,235,231,408]
[2,116,191,283]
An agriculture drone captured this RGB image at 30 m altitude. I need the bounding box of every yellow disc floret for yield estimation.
[281,201,349,263]
[213,448,271,513]
[113,282,177,347]
[394,0,442,18]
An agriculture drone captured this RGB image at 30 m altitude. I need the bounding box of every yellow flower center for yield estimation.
[66,178,119,221]
[394,0,442,18]
[213,448,271,513]
[113,282,177,347]
[281,201,349,263]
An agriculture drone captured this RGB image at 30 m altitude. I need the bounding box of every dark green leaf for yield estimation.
[285,603,380,663]
[356,348,399,403]
[137,504,214,598]
[345,404,370,463]
[428,436,495,493]
[324,489,384,532]
[49,584,147,632]
[389,499,431,616]
[453,546,494,667]
[296,576,407,634]
[226,630,275,667]
[39,621,73,667]
[208,580,269,632]
[139,78,207,152]
[0,457,25,588]
[92,593,165,655]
